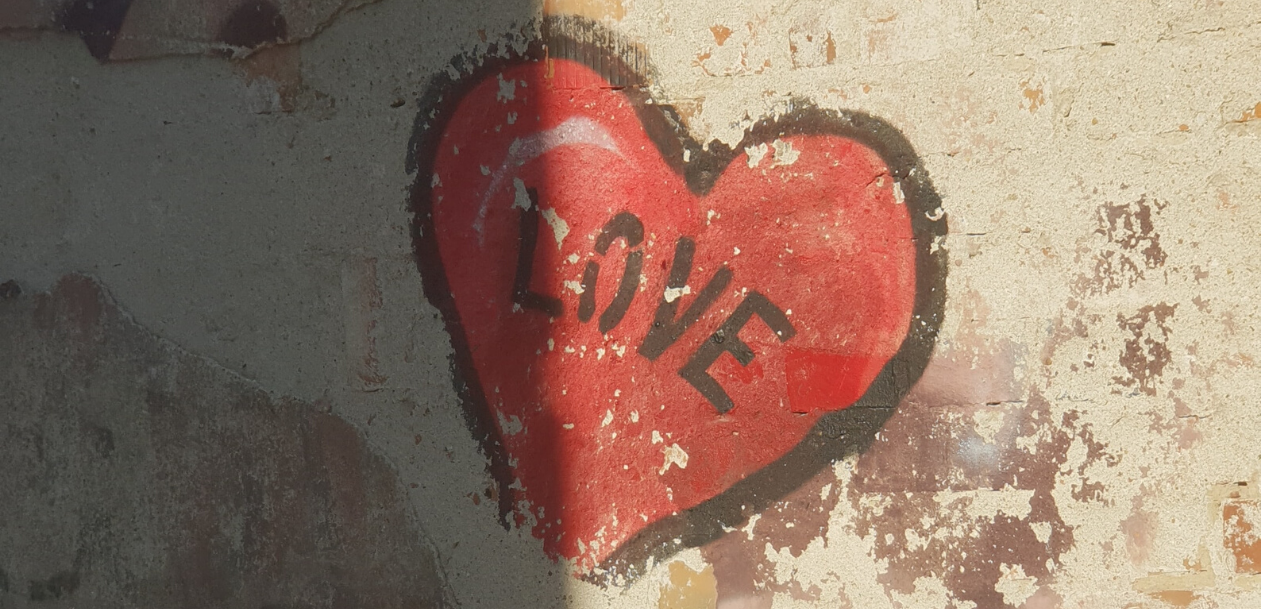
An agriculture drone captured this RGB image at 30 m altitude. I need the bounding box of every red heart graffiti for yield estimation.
[409,26,945,579]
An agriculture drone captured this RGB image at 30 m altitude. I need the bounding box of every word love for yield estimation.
[513,187,796,413]
[414,49,939,574]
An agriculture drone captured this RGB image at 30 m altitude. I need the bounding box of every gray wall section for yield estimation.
[0,275,452,608]
[1,2,571,606]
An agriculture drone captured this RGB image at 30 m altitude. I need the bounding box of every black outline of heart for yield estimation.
[405,15,948,585]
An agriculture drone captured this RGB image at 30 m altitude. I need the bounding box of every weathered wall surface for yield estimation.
[3,1,1261,608]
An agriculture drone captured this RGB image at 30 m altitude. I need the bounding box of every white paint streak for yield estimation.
[474,117,623,242]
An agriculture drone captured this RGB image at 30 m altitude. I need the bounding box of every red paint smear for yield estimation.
[430,59,916,571]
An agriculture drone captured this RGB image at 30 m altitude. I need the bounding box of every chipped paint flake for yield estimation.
[659,443,689,475]
[995,564,1037,607]
[563,280,584,294]
[540,207,570,248]
[771,139,800,166]
[496,73,516,102]
[512,178,532,210]
[497,411,524,435]
[745,143,769,168]
[663,285,691,303]
[1031,521,1052,544]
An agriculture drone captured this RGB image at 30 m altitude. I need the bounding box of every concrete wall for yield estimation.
[2,1,1261,607]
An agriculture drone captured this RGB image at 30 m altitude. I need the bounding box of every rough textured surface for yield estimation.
[0,275,451,608]
[3,0,1261,607]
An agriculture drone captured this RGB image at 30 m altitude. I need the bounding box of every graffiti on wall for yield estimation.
[407,18,948,581]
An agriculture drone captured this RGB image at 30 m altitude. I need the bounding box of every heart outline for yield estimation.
[406,16,948,583]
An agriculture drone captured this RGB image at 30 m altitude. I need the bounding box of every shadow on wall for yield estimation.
[5,1,556,608]
[0,275,454,608]
[2,1,1040,607]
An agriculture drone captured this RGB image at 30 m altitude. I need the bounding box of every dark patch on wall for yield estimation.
[1224,500,1261,574]
[701,468,842,606]
[1075,195,1168,296]
[0,280,20,299]
[28,570,79,601]
[85,424,115,458]
[846,338,1104,609]
[1114,303,1177,396]
[0,275,451,608]
[219,0,288,50]
[58,0,134,61]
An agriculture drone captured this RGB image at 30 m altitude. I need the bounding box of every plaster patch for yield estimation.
[660,444,688,475]
[745,143,769,168]
[771,139,800,166]
[540,207,570,248]
[512,178,532,210]
[496,73,516,101]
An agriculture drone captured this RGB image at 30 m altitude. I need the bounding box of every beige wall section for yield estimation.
[3,0,1261,607]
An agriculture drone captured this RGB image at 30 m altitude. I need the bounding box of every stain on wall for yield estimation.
[0,275,451,608]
